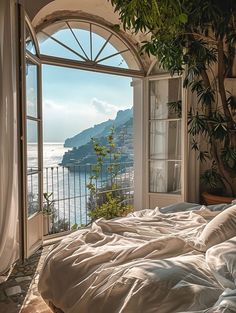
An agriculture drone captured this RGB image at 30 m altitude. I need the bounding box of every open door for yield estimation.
[20,8,43,258]
[146,74,187,208]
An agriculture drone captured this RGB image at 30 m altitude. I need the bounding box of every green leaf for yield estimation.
[71,223,78,231]
[221,147,236,169]
[178,13,188,24]
[198,151,210,162]
[200,165,225,191]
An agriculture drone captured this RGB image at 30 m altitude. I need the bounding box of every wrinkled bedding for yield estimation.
[38,207,236,313]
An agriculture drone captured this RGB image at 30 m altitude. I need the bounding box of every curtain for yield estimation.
[0,0,19,281]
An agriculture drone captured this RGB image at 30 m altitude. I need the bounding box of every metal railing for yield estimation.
[42,162,134,235]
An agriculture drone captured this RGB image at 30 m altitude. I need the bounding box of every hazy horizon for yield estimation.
[41,65,132,143]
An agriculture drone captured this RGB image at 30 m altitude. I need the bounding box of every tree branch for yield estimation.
[218,39,236,147]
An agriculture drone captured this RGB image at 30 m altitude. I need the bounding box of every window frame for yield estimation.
[144,74,188,209]
[36,17,145,78]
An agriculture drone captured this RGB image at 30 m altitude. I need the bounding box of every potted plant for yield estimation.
[110,0,236,203]
[43,192,55,235]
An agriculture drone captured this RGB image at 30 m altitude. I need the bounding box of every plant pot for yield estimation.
[43,214,53,236]
[202,192,234,206]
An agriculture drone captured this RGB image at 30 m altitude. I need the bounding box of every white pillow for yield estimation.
[206,237,236,289]
[193,204,236,251]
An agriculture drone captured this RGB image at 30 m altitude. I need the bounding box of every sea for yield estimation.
[28,143,133,231]
[43,143,70,167]
[28,143,90,228]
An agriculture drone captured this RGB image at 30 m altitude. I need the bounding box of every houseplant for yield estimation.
[42,192,55,235]
[110,0,236,202]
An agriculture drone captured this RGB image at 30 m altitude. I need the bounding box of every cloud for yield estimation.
[44,99,65,110]
[43,98,118,142]
[91,98,119,116]
[42,97,130,142]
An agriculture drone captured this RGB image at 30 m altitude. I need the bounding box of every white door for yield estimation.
[20,9,43,258]
[146,75,187,208]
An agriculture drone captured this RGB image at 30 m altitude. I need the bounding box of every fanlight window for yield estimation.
[37,20,141,71]
[26,24,37,55]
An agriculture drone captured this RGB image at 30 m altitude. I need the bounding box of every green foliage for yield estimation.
[227,95,236,111]
[51,219,69,234]
[188,111,208,136]
[110,0,236,196]
[167,100,182,118]
[71,223,78,231]
[43,193,71,234]
[110,0,184,36]
[221,147,236,169]
[89,191,133,220]
[87,127,133,220]
[200,163,225,194]
[43,192,55,215]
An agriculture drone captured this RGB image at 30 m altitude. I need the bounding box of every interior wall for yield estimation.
[24,0,53,20]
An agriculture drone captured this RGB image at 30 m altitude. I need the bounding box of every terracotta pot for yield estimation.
[202,192,234,205]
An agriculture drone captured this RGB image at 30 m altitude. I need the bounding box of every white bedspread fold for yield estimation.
[39,208,230,313]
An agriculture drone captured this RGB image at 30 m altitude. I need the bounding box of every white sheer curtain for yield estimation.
[0,0,19,280]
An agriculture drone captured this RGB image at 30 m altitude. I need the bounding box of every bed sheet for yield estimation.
[38,207,236,313]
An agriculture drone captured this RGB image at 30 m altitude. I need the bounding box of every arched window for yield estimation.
[25,16,40,57]
[36,19,144,76]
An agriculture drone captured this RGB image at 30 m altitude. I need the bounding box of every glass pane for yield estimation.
[27,120,38,172]
[150,120,181,160]
[28,173,39,216]
[37,21,141,71]
[92,24,114,60]
[97,41,119,61]
[26,25,36,55]
[38,32,83,61]
[26,61,38,118]
[98,49,129,69]
[69,21,92,59]
[150,78,182,119]
[149,160,181,194]
[48,23,86,61]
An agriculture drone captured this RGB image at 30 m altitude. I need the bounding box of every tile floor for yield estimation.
[0,245,54,313]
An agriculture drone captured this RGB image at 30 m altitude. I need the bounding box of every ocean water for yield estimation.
[28,143,90,228]
[27,142,70,168]
[44,143,69,167]
[28,143,133,231]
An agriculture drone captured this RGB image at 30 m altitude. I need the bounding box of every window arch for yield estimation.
[25,15,40,57]
[36,19,144,76]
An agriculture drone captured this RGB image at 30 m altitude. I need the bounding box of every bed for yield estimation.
[38,202,236,313]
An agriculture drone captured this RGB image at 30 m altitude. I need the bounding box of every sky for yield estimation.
[38,23,133,143]
[42,65,133,143]
[26,23,133,143]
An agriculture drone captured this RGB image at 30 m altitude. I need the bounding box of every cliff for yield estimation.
[64,108,133,148]
[61,116,133,168]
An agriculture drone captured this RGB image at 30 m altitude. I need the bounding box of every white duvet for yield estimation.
[38,208,236,313]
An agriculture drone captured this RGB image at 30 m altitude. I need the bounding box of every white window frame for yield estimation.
[142,73,188,209]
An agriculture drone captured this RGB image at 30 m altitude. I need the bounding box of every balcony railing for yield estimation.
[42,162,134,235]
